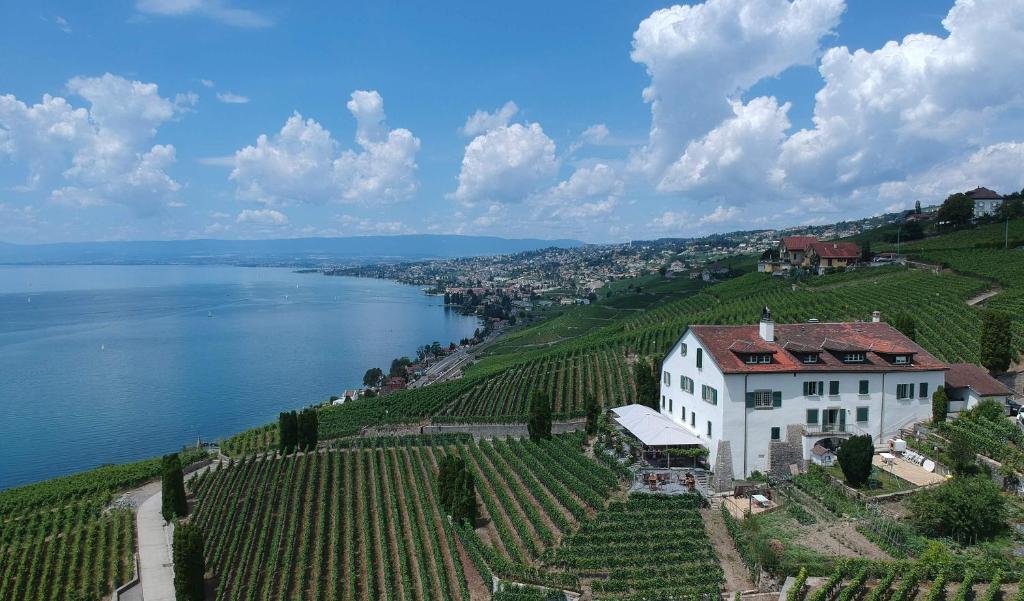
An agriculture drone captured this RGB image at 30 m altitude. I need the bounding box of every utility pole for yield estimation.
[1006,213,1010,250]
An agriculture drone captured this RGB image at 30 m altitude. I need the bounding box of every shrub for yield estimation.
[932,386,949,424]
[837,435,874,488]
[908,477,1007,544]
[528,391,552,442]
[161,453,187,523]
[173,521,205,601]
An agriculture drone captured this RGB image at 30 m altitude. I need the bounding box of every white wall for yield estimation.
[660,330,726,465]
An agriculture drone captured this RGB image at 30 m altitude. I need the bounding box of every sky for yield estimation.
[1,0,1022,244]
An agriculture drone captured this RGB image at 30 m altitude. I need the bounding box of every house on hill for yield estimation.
[944,362,1014,414]
[656,307,946,488]
[779,236,817,267]
[807,241,862,274]
[966,186,1003,219]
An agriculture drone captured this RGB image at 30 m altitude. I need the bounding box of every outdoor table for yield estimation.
[880,452,896,465]
[751,494,769,507]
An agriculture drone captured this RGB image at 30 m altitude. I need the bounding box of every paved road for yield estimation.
[136,484,176,601]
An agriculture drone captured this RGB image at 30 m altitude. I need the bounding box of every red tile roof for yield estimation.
[944,363,1012,396]
[809,241,862,260]
[966,187,1001,200]
[688,322,945,374]
[781,236,817,252]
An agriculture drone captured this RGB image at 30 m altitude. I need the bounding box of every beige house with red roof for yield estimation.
[807,241,862,274]
[659,307,946,487]
[778,236,817,267]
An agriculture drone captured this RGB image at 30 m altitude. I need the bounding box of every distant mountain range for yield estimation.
[0,235,582,266]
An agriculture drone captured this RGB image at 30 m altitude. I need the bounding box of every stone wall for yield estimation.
[712,440,734,492]
[421,419,586,438]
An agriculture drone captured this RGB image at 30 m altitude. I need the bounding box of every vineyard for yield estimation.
[552,494,722,600]
[190,434,623,601]
[791,561,1022,601]
[0,449,207,601]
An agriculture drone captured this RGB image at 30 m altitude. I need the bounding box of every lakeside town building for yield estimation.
[656,308,946,488]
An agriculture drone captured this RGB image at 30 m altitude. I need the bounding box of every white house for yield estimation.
[658,308,946,488]
[944,362,1013,414]
[967,187,1003,218]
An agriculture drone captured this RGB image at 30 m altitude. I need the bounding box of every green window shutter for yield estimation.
[920,383,928,398]
[712,388,718,405]
[772,391,782,407]
[829,380,839,395]
[839,410,846,429]
[745,392,755,408]
[807,409,819,424]
[818,381,825,396]
[696,348,703,368]
[856,407,869,422]
[859,380,869,395]
[771,427,780,440]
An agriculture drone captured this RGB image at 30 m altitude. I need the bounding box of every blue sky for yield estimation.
[1,0,1022,244]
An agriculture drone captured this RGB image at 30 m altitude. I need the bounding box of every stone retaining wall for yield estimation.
[421,419,586,438]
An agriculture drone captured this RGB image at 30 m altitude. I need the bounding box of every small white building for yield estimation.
[967,187,1003,218]
[944,362,1013,414]
[658,308,947,488]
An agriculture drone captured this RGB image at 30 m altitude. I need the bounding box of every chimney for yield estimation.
[759,306,774,342]
[872,310,881,323]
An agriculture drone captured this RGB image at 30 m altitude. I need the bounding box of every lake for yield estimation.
[0,265,480,489]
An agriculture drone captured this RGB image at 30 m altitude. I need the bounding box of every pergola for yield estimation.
[610,404,707,468]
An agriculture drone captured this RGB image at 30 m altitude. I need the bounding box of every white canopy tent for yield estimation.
[610,404,704,447]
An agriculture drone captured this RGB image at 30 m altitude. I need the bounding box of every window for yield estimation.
[681,406,686,420]
[859,380,869,395]
[843,352,866,363]
[919,383,929,398]
[803,381,823,396]
[701,384,718,405]
[771,427,781,441]
[745,353,771,364]
[669,398,673,412]
[680,375,694,394]
[707,421,712,437]
[663,371,670,386]
[690,412,695,427]
[829,380,840,396]
[856,407,869,423]
[894,355,908,365]
[696,348,703,368]
[802,353,819,364]
[759,354,771,364]
[680,343,688,356]
[745,354,758,364]
[661,395,665,409]
[896,383,913,399]
[806,409,819,425]
[749,390,771,409]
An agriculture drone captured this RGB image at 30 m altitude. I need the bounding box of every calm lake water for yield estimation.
[0,265,480,489]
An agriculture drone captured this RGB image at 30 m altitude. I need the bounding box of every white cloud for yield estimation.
[236,208,288,225]
[545,163,622,201]
[135,0,272,28]
[630,0,844,180]
[200,79,215,88]
[876,142,1024,206]
[697,205,741,226]
[55,16,72,33]
[569,123,610,152]
[659,97,790,195]
[0,73,185,215]
[336,214,411,234]
[229,90,420,205]
[650,210,692,232]
[216,91,249,104]
[779,0,1024,197]
[453,122,558,205]
[460,101,519,137]
[551,198,616,219]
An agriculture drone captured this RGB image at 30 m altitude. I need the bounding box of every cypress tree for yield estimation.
[980,309,1013,373]
[278,411,299,454]
[932,386,949,424]
[584,391,600,436]
[173,521,205,601]
[161,453,187,523]
[455,469,477,526]
[527,391,552,442]
[892,313,917,342]
[634,357,660,410]
[278,412,291,454]
[837,435,874,488]
[297,408,319,451]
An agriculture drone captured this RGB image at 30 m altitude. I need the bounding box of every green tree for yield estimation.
[937,193,974,229]
[297,408,319,452]
[908,477,1007,544]
[173,521,206,601]
[362,367,384,387]
[946,432,979,476]
[995,194,1023,220]
[892,313,917,342]
[584,391,600,436]
[861,240,872,262]
[836,435,874,488]
[453,469,477,527]
[527,391,552,442]
[980,309,1013,373]
[161,453,187,523]
[902,220,925,241]
[915,200,922,214]
[278,411,298,454]
[931,386,949,424]
[633,357,659,411]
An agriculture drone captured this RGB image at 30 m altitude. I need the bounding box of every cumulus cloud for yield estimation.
[545,163,623,201]
[453,122,558,205]
[0,73,186,215]
[779,0,1024,197]
[336,213,410,234]
[135,0,272,28]
[697,205,741,225]
[236,208,288,225]
[55,16,72,33]
[229,90,420,205]
[216,91,249,104]
[630,0,844,180]
[460,101,519,137]
[569,123,610,153]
